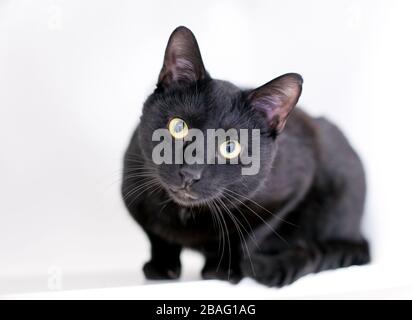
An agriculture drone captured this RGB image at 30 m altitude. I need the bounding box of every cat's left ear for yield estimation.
[248,73,303,133]
[157,26,207,89]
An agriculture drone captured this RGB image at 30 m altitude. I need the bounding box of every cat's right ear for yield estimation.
[157,26,207,90]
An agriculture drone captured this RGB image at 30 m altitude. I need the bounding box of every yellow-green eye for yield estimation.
[219,140,242,159]
[168,118,189,139]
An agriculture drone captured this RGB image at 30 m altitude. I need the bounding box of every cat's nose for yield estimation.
[179,166,202,188]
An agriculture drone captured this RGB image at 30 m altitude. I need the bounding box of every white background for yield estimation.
[1,0,412,298]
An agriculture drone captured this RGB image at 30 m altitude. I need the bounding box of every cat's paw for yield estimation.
[143,260,181,280]
[201,264,242,284]
[241,249,311,287]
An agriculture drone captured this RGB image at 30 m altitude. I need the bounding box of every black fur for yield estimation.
[121,26,370,287]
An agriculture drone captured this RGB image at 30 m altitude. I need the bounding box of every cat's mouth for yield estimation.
[162,182,222,207]
[168,186,200,205]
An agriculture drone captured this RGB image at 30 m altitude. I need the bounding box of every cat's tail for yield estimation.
[241,239,371,287]
[316,239,371,272]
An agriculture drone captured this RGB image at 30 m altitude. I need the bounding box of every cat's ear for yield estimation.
[157,26,207,89]
[248,73,303,133]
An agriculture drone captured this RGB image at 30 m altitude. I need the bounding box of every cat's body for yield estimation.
[122,27,370,286]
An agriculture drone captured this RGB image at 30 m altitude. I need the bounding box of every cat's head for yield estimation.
[137,26,302,206]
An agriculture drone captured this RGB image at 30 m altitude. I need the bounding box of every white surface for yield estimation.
[1,0,412,298]
[4,265,412,300]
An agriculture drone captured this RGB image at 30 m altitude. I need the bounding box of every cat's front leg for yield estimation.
[201,244,242,284]
[143,232,182,280]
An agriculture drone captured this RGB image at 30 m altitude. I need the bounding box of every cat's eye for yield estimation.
[219,140,242,159]
[168,118,189,139]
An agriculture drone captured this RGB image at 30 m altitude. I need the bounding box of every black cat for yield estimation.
[121,26,370,287]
